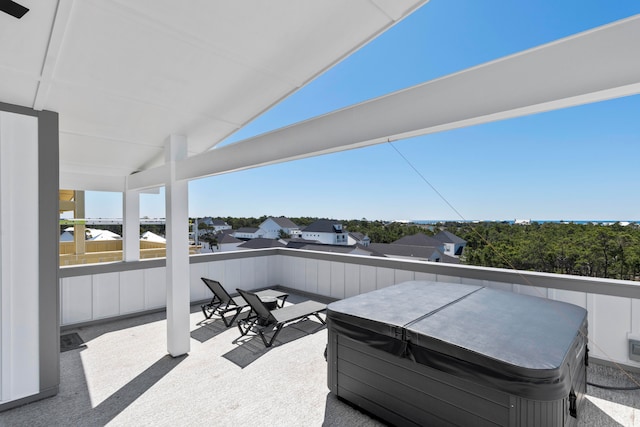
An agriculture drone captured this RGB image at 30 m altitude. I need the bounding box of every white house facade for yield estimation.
[258,217,301,239]
[232,227,262,240]
[301,219,349,245]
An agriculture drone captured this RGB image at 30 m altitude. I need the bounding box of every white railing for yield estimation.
[59,248,640,369]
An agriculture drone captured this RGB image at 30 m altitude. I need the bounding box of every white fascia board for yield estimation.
[176,14,640,182]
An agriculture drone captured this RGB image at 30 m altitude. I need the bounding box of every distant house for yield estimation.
[368,243,447,263]
[348,232,370,247]
[218,234,243,252]
[211,219,232,232]
[433,230,466,257]
[60,227,122,241]
[301,219,349,245]
[222,223,463,264]
[140,231,166,243]
[257,217,301,239]
[392,233,443,248]
[232,227,261,240]
[367,232,462,263]
[197,218,232,235]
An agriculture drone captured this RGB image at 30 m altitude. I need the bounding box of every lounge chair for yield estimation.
[200,278,288,326]
[236,288,327,347]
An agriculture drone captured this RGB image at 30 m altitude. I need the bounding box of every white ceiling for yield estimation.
[0,0,427,189]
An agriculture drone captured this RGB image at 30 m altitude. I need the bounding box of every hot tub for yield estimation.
[326,281,587,427]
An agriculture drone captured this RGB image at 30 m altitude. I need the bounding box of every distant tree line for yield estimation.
[446,221,640,281]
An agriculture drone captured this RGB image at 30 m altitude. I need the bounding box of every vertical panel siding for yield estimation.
[305,258,319,295]
[359,265,377,295]
[591,295,632,363]
[57,250,640,370]
[61,276,93,324]
[144,267,166,309]
[92,272,120,319]
[344,264,360,298]
[119,270,145,314]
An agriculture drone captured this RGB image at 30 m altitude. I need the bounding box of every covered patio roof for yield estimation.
[4,2,638,192]
[0,0,429,191]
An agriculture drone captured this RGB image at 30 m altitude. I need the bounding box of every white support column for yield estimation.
[0,111,40,403]
[123,182,140,262]
[74,190,85,256]
[164,135,190,357]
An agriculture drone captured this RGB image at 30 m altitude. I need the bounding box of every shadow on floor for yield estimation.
[190,319,230,343]
[0,349,186,427]
[223,319,326,368]
[89,354,187,425]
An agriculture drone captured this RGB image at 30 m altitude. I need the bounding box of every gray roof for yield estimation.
[433,230,466,245]
[302,219,343,233]
[392,233,442,247]
[287,242,374,255]
[368,243,444,260]
[211,219,229,226]
[440,253,461,264]
[270,216,299,229]
[235,227,259,233]
[349,232,368,241]
[285,238,321,247]
[219,234,242,244]
[238,238,286,249]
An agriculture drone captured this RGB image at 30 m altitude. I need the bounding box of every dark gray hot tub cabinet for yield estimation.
[326,281,588,427]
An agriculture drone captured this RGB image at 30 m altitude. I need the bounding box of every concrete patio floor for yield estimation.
[1,292,638,426]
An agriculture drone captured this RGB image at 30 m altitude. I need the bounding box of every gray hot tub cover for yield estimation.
[327,281,587,401]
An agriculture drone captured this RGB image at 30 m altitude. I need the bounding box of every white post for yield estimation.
[123,182,140,262]
[194,218,198,246]
[74,190,86,256]
[164,135,190,357]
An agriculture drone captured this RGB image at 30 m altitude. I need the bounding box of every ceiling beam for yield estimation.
[129,14,640,190]
[33,0,75,111]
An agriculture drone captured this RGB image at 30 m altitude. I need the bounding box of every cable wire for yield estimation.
[587,381,640,391]
[387,139,640,392]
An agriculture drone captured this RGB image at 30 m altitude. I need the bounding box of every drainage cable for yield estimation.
[586,381,640,391]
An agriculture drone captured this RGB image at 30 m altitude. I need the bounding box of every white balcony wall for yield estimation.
[60,267,169,324]
[59,248,640,370]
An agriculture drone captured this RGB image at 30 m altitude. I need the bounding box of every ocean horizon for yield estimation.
[410,219,638,225]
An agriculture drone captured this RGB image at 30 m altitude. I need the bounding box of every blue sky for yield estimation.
[86,1,640,222]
